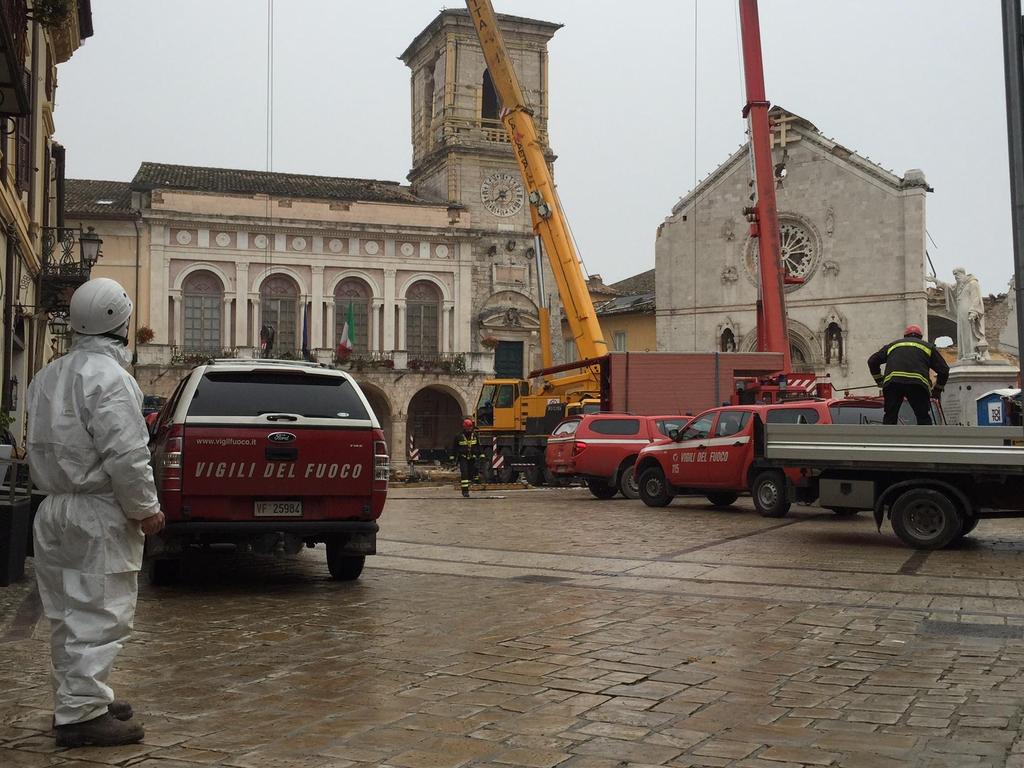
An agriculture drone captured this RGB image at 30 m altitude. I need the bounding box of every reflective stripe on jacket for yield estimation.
[867,336,950,391]
[451,432,481,459]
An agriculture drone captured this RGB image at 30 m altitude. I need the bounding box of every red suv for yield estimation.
[634,397,937,516]
[147,359,389,584]
[546,413,689,499]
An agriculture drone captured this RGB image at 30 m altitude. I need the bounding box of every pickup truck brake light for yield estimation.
[373,435,389,489]
[161,424,184,493]
[571,441,587,456]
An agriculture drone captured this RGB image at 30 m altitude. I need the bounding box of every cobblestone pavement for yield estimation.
[4,487,1024,767]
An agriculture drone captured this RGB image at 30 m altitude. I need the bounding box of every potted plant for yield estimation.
[135,325,155,345]
[28,0,73,27]
[480,335,500,350]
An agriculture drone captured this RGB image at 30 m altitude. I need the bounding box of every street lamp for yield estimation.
[79,226,102,269]
[48,313,68,337]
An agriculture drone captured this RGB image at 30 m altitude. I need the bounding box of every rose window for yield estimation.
[744,217,820,291]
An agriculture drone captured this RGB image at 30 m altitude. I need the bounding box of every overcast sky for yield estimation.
[55,1,1013,293]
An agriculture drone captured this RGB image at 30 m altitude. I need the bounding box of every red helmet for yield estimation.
[904,324,924,338]
[462,418,475,430]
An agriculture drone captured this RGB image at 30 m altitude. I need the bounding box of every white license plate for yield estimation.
[254,501,302,517]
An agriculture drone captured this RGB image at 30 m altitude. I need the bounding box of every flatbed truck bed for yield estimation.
[754,424,1024,549]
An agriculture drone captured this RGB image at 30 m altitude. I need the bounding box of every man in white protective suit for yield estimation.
[28,277,165,748]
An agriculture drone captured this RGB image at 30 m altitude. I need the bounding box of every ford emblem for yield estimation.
[267,432,296,443]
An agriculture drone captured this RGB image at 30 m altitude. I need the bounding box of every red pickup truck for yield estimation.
[546,413,690,499]
[148,359,389,584]
[634,397,938,516]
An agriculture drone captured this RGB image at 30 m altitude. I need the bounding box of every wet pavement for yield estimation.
[4,486,1024,766]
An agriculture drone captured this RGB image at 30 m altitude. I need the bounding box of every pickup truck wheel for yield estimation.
[752,471,790,518]
[706,492,739,508]
[325,542,365,581]
[587,480,619,500]
[638,467,674,508]
[147,558,180,586]
[890,488,961,550]
[618,465,640,499]
[959,515,979,536]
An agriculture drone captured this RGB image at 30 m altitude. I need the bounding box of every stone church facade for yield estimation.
[656,109,931,390]
[70,9,564,465]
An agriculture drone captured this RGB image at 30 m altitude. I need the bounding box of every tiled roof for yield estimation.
[131,162,433,206]
[596,292,655,316]
[609,269,655,296]
[65,179,134,217]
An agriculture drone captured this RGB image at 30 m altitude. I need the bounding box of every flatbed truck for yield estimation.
[755,424,1024,549]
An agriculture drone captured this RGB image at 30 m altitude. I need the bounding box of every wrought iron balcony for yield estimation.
[0,0,28,116]
[38,226,101,312]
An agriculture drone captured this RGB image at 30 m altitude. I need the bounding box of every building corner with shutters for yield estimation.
[0,1,93,451]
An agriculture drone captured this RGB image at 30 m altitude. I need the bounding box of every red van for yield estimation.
[546,413,689,499]
[634,397,939,516]
[147,359,389,584]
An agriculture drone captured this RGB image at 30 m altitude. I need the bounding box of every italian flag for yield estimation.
[337,301,355,356]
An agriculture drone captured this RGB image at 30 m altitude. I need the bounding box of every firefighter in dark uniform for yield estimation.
[450,418,484,497]
[867,324,949,425]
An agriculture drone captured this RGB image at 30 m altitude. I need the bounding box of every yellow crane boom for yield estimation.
[465,0,607,363]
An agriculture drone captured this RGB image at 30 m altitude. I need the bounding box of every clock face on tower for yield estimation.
[480,171,525,217]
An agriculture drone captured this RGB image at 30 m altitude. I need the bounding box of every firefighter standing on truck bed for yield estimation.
[451,418,484,497]
[867,324,950,425]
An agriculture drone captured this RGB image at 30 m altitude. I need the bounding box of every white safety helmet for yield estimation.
[69,277,133,336]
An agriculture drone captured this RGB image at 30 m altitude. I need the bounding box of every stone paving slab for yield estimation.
[3,487,1024,766]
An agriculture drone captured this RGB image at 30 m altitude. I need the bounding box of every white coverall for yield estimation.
[27,334,160,726]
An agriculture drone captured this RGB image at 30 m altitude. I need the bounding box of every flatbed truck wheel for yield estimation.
[525,467,544,487]
[638,467,674,508]
[706,492,739,508]
[752,471,790,518]
[890,488,962,550]
[587,479,618,500]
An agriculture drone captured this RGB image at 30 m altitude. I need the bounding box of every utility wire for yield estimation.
[692,0,699,352]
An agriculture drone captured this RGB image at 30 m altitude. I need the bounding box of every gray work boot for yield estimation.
[55,712,145,748]
[52,700,133,730]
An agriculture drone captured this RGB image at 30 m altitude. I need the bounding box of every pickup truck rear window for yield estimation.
[589,418,641,436]
[187,372,370,420]
[766,408,820,424]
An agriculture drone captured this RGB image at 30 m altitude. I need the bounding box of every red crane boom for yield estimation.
[738,0,791,372]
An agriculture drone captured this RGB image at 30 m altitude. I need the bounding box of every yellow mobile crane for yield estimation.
[466,0,608,481]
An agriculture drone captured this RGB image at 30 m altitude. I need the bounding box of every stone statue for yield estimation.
[929,268,989,361]
[825,323,843,365]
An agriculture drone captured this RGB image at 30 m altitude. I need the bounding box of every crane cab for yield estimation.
[475,379,528,432]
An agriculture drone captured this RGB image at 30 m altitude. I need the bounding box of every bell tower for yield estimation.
[400,9,561,225]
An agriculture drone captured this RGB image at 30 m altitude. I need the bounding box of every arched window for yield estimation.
[481,69,499,121]
[261,275,299,354]
[335,278,370,353]
[182,270,223,352]
[406,280,440,356]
